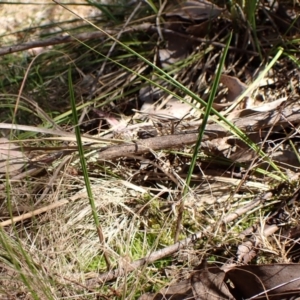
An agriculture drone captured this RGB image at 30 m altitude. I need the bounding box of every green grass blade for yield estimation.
[144,0,158,13]
[174,33,232,242]
[68,67,111,270]
[184,33,232,194]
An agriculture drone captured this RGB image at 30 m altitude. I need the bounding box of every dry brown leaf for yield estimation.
[91,108,128,132]
[139,98,192,120]
[226,264,300,299]
[237,241,257,264]
[229,148,257,163]
[219,74,248,103]
[139,260,300,300]
[271,150,300,168]
[191,266,235,300]
[186,20,211,37]
[138,279,193,300]
[0,138,26,174]
[190,261,235,300]
[159,98,192,119]
[160,0,223,68]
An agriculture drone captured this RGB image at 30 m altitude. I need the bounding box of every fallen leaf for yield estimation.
[191,265,235,300]
[139,260,300,300]
[139,98,192,120]
[158,32,192,68]
[0,138,26,174]
[226,264,300,299]
[92,108,128,133]
[160,98,192,119]
[237,241,257,264]
[220,74,248,103]
[160,0,223,68]
[189,260,235,300]
[186,20,211,37]
[138,279,193,300]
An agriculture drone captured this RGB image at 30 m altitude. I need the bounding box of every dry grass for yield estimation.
[0,0,300,299]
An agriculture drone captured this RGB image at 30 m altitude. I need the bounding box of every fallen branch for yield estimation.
[87,230,205,285]
[0,23,258,57]
[222,192,273,223]
[97,104,300,160]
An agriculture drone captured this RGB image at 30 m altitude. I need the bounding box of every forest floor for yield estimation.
[0,1,300,299]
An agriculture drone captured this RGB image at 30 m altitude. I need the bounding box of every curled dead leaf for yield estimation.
[139,258,300,300]
[237,241,257,264]
[191,266,235,300]
[226,264,300,299]
[158,32,192,68]
[0,138,26,174]
[219,74,248,103]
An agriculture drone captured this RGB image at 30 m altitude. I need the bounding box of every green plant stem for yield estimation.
[174,33,232,242]
[68,67,111,271]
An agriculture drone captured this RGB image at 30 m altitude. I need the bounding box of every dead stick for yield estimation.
[222,192,273,224]
[0,22,259,57]
[0,24,152,56]
[97,105,300,161]
[98,131,219,160]
[86,230,204,285]
[0,192,86,227]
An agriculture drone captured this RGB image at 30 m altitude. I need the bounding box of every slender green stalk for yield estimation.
[68,67,111,271]
[174,33,232,242]
[246,0,262,58]
[185,33,232,194]
[144,0,158,13]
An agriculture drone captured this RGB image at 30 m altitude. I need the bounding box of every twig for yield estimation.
[0,23,153,56]
[98,130,219,160]
[0,31,112,56]
[86,230,204,285]
[0,23,258,57]
[97,104,300,161]
[0,191,86,227]
[222,192,273,224]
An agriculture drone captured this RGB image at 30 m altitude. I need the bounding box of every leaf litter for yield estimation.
[0,138,27,174]
[0,0,300,299]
